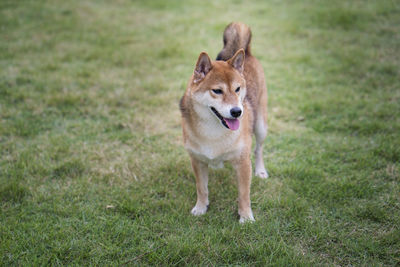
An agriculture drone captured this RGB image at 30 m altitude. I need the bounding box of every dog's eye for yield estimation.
[235,87,240,93]
[212,89,223,95]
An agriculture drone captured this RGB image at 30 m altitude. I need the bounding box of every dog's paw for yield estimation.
[255,168,269,179]
[239,214,255,223]
[191,204,208,216]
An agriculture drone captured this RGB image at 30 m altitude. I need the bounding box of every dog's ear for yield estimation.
[228,48,245,74]
[194,52,212,83]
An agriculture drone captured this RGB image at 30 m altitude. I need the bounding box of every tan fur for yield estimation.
[217,22,252,61]
[180,22,268,222]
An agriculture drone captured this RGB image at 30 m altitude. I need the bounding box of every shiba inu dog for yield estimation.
[180,22,268,223]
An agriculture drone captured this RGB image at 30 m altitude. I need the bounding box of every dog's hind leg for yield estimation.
[254,107,269,179]
[190,155,209,216]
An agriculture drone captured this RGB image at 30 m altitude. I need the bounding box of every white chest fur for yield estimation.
[184,110,244,167]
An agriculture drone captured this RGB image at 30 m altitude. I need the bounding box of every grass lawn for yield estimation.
[1,0,399,265]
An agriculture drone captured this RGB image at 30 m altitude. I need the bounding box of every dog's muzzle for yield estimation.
[210,107,240,131]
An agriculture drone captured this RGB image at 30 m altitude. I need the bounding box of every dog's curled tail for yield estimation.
[216,22,252,61]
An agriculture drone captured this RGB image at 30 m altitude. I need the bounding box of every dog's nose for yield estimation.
[230,107,242,118]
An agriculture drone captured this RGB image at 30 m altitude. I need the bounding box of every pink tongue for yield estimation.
[225,118,240,130]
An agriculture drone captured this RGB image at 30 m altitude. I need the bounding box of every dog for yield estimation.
[179,22,268,223]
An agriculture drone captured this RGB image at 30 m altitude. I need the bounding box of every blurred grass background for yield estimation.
[1,0,399,265]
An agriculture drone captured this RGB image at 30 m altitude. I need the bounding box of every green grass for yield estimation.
[1,0,399,265]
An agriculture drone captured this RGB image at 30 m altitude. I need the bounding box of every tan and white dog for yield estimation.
[180,22,268,223]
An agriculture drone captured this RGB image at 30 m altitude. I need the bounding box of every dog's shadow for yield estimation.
[112,157,243,223]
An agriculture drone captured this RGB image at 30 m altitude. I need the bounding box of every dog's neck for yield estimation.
[183,99,244,161]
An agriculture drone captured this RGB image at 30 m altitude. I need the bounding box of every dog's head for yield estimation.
[189,49,246,131]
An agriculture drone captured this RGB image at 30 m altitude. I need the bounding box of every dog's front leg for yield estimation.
[233,154,255,223]
[190,155,209,216]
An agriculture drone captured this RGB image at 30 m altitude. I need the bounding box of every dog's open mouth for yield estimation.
[210,107,240,131]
